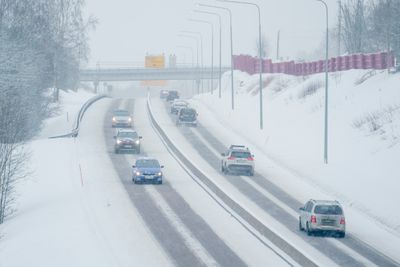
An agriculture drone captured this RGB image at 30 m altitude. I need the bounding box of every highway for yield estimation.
[95,87,400,267]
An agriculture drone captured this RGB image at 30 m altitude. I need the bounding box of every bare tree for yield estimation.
[0,0,94,224]
[341,0,370,53]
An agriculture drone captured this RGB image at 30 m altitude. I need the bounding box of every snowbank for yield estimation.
[190,70,400,253]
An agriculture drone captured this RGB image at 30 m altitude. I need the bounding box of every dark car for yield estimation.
[114,129,142,154]
[166,90,179,101]
[176,107,198,127]
[132,157,164,184]
[111,109,132,128]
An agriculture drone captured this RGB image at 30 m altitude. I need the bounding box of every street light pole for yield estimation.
[218,0,263,129]
[177,45,194,67]
[182,31,204,93]
[194,9,222,98]
[198,3,235,110]
[317,0,329,164]
[188,19,214,94]
[178,34,200,94]
[177,45,195,96]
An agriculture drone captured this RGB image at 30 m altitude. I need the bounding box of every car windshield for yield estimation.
[181,109,196,116]
[113,110,129,116]
[175,102,187,106]
[136,159,160,168]
[231,151,251,158]
[314,205,343,215]
[118,131,138,138]
[169,91,178,96]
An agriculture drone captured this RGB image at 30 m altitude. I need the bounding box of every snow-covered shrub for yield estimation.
[298,80,323,99]
[353,104,400,146]
[271,78,291,94]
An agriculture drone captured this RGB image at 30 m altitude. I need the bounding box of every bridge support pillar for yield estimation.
[93,80,99,94]
[196,79,200,95]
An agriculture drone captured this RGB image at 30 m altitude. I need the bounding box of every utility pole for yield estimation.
[276,30,280,60]
[337,0,342,57]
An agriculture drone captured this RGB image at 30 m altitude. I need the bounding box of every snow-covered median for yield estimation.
[0,90,169,267]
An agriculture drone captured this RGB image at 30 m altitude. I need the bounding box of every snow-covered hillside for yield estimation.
[191,69,400,238]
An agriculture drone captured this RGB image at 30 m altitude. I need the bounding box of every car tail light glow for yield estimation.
[311,215,317,224]
[340,217,346,225]
[227,156,236,160]
[247,156,254,161]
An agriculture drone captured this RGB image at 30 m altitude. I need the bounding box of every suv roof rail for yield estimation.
[229,145,247,149]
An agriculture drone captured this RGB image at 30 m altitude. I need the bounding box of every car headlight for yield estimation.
[135,171,141,176]
[128,117,132,122]
[157,172,162,176]
[135,140,140,144]
[112,117,116,122]
[117,139,121,144]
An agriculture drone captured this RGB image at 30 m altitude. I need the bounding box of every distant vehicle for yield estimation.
[299,199,346,238]
[111,109,132,128]
[170,100,188,114]
[166,90,179,102]
[221,145,255,176]
[176,107,198,127]
[160,89,169,99]
[114,129,142,154]
[132,157,164,184]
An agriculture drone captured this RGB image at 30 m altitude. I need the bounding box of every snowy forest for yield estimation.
[0,0,94,223]
[341,0,400,57]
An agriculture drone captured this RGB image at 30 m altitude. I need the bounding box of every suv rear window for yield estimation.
[118,131,138,138]
[181,109,196,116]
[231,151,251,158]
[114,110,129,116]
[314,205,343,215]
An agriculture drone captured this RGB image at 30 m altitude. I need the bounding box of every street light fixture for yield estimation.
[197,3,235,110]
[188,19,214,94]
[316,0,329,164]
[217,0,264,129]
[194,9,222,98]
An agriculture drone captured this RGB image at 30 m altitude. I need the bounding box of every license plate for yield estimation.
[124,145,133,148]
[145,175,154,179]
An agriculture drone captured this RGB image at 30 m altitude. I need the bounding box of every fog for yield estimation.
[85,0,339,66]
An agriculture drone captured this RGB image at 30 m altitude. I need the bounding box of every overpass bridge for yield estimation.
[79,66,230,82]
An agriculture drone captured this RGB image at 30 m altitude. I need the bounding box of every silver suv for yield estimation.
[220,145,255,176]
[114,129,142,154]
[299,199,346,238]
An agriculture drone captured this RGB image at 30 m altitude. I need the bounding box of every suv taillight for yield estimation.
[227,156,236,160]
[311,215,317,224]
[340,217,346,225]
[247,156,254,161]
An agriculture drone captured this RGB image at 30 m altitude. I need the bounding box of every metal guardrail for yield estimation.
[49,94,107,139]
[145,96,316,267]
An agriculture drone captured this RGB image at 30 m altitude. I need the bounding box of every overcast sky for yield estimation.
[84,0,339,67]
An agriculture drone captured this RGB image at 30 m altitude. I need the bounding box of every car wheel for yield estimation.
[337,232,345,238]
[306,222,312,236]
[299,218,303,231]
[249,169,254,176]
[115,148,119,154]
[158,180,163,185]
